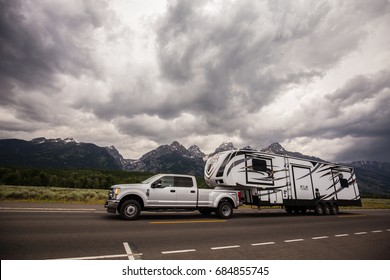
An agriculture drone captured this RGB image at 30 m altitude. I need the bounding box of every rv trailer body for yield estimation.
[205,150,361,214]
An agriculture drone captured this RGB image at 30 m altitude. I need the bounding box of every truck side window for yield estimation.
[252,159,267,172]
[158,176,174,188]
[174,177,194,188]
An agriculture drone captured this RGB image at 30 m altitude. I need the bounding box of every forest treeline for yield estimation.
[0,167,208,189]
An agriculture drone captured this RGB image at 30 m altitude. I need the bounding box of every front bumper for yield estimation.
[104,200,120,213]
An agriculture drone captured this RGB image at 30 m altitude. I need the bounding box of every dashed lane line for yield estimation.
[251,242,276,246]
[312,236,329,240]
[284,239,304,243]
[52,228,389,259]
[354,232,368,235]
[162,249,197,255]
[211,245,241,250]
[335,234,349,237]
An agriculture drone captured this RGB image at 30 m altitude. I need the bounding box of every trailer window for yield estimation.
[174,177,194,188]
[252,159,267,172]
[340,178,349,188]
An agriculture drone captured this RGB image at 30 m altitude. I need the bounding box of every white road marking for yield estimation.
[0,207,96,213]
[211,245,240,250]
[312,236,329,240]
[251,242,275,246]
[335,234,349,237]
[123,242,135,260]
[55,253,143,260]
[161,249,196,255]
[371,230,383,233]
[284,239,304,243]
[354,232,367,235]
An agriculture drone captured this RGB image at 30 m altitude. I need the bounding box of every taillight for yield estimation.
[237,191,241,201]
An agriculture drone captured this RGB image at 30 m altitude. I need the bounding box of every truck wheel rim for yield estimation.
[222,205,231,216]
[126,205,136,216]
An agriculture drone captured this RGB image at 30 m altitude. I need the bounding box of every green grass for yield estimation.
[360,198,390,209]
[1,185,390,208]
[0,185,107,204]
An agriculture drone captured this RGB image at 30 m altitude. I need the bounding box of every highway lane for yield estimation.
[0,202,389,260]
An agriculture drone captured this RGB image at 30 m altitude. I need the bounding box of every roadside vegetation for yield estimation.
[0,185,389,208]
[0,185,108,204]
[0,167,388,207]
[0,167,208,190]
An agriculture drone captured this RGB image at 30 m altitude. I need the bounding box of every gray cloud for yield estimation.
[0,0,110,125]
[0,0,389,162]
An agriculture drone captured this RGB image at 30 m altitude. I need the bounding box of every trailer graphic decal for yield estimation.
[205,149,362,210]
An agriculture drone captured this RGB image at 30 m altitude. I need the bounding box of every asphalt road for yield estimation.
[0,202,389,260]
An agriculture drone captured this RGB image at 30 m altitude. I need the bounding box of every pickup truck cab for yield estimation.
[105,174,241,220]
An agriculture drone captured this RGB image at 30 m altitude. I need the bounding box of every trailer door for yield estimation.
[292,166,315,200]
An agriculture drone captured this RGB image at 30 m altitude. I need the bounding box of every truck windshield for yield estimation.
[142,174,161,184]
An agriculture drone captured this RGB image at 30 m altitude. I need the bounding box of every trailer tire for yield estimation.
[216,201,233,219]
[330,203,339,215]
[120,200,141,220]
[324,203,331,215]
[315,203,324,216]
[299,207,307,214]
[285,207,293,214]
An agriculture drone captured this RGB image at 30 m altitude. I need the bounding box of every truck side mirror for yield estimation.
[152,181,162,188]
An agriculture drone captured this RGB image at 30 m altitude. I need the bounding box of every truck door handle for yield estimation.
[170,190,176,193]
[190,190,195,193]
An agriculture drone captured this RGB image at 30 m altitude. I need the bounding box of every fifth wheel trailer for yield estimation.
[204,150,361,215]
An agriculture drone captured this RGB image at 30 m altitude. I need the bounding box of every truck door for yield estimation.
[147,176,177,207]
[175,176,197,208]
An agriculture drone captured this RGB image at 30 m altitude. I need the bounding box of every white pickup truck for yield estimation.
[104,174,241,220]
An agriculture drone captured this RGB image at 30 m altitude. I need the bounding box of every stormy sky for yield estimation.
[0,0,389,162]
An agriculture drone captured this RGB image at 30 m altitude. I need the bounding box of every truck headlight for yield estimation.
[113,188,121,199]
[109,188,121,199]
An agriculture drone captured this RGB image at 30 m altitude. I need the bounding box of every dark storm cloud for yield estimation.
[1,0,389,162]
[0,0,107,120]
[284,69,390,161]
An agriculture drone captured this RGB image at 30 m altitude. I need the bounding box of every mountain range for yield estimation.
[0,137,389,197]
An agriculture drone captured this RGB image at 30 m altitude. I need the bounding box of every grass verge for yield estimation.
[0,185,107,204]
[1,185,390,208]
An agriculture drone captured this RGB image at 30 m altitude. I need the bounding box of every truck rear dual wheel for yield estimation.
[120,200,141,220]
[216,201,233,219]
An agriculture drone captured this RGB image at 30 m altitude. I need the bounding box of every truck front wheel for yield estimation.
[216,201,233,219]
[120,200,141,220]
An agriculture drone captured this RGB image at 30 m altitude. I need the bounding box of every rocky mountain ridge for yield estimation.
[0,137,389,197]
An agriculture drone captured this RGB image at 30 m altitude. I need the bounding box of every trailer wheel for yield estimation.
[285,207,293,214]
[315,203,324,216]
[216,201,233,219]
[324,203,331,215]
[299,207,307,214]
[330,203,339,215]
[120,200,141,220]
